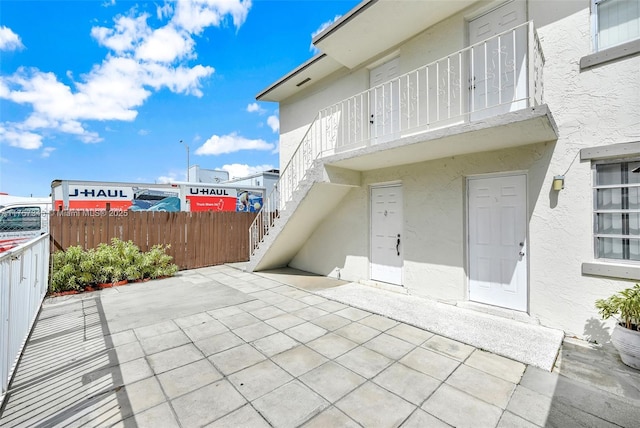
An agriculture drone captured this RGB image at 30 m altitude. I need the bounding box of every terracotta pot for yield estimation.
[611,323,640,370]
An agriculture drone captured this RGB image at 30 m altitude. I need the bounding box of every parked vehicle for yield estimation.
[0,200,51,252]
[51,180,264,213]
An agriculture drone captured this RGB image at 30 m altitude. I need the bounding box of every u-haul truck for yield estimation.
[51,180,265,213]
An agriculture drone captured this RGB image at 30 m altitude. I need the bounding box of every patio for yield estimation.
[1,265,639,427]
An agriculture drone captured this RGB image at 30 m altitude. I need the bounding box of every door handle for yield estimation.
[396,234,401,256]
[370,114,374,124]
[519,251,525,257]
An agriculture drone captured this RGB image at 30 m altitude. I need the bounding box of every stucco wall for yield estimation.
[281,0,640,338]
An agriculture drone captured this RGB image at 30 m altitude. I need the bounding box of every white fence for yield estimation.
[1,234,49,405]
[250,21,544,254]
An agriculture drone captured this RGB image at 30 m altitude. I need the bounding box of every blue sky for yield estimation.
[0,0,360,197]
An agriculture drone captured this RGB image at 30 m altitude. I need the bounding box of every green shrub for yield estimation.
[49,238,178,293]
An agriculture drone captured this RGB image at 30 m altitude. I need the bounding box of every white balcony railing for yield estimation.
[1,234,49,406]
[250,21,544,254]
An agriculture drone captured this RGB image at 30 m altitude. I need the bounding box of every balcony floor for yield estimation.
[325,104,558,171]
[1,264,638,427]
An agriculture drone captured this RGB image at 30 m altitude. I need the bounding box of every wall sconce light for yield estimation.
[552,175,565,191]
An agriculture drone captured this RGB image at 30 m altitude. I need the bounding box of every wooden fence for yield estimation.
[49,211,257,270]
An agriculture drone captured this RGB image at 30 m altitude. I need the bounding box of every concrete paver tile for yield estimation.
[307,333,359,359]
[386,323,434,345]
[207,306,244,319]
[182,319,228,342]
[336,346,393,379]
[171,379,247,427]
[542,399,620,428]
[208,343,266,375]
[299,361,366,403]
[314,300,348,313]
[120,403,180,428]
[298,295,329,306]
[173,312,214,329]
[134,320,179,340]
[253,380,329,428]
[264,313,307,330]
[422,384,502,428]
[205,404,271,428]
[518,366,560,397]
[422,335,475,361]
[292,306,330,321]
[237,299,270,311]
[272,345,328,377]
[334,322,381,344]
[194,331,243,356]
[249,305,287,320]
[301,406,361,428]
[465,349,526,383]
[284,322,327,343]
[359,314,399,331]
[118,357,154,385]
[139,330,191,355]
[505,385,553,426]
[364,332,415,360]
[105,330,137,348]
[217,312,261,329]
[401,409,452,427]
[497,411,542,428]
[274,298,308,312]
[373,363,441,406]
[233,321,278,342]
[147,343,204,374]
[111,341,145,364]
[228,360,293,401]
[336,381,415,428]
[252,332,299,357]
[117,377,166,419]
[158,359,223,399]
[312,313,352,331]
[446,364,516,409]
[335,307,370,321]
[400,348,460,381]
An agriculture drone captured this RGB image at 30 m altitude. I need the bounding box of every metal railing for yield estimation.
[250,21,544,254]
[1,234,49,405]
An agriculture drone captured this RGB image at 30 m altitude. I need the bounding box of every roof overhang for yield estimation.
[257,0,477,103]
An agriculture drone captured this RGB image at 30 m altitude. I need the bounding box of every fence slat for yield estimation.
[49,211,256,269]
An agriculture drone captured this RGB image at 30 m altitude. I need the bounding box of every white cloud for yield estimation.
[1,0,249,150]
[221,163,275,180]
[172,0,252,34]
[310,15,341,52]
[156,173,179,184]
[0,26,24,51]
[195,132,274,155]
[267,115,279,133]
[246,102,265,114]
[138,129,149,136]
[136,27,195,63]
[41,147,56,158]
[0,126,43,149]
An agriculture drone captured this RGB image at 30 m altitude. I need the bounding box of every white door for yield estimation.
[371,184,403,285]
[370,58,400,143]
[468,1,527,120]
[468,174,527,311]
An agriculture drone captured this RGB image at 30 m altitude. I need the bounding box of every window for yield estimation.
[0,207,42,232]
[594,0,640,51]
[594,160,640,261]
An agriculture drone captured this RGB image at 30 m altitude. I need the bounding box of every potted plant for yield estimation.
[596,283,640,369]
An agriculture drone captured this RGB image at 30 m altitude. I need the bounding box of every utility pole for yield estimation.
[180,140,190,182]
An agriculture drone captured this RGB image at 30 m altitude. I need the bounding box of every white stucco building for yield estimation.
[248,0,640,339]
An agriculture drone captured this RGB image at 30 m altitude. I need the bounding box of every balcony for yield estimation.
[249,22,557,261]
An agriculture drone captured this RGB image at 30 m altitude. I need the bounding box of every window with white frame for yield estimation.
[593,0,640,51]
[594,160,640,261]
